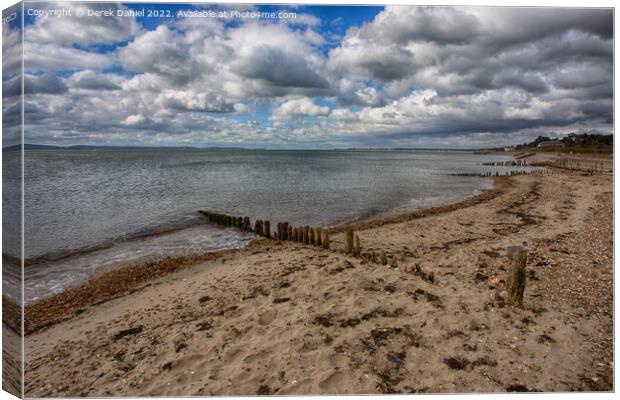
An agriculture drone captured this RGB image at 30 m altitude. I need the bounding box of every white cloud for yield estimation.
[274,98,330,117]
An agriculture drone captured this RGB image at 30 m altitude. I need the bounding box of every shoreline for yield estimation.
[7,175,509,335]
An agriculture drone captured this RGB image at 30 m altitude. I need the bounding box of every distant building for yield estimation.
[504,147,515,152]
[537,140,564,148]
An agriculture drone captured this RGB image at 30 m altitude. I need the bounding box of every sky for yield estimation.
[1,2,614,148]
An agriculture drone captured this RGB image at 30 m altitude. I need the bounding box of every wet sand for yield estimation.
[21,166,613,395]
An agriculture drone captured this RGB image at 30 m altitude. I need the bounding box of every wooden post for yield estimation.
[380,252,388,265]
[309,227,315,245]
[243,217,251,232]
[286,225,292,241]
[264,221,271,238]
[322,230,330,250]
[506,246,528,308]
[345,228,354,254]
[316,228,322,246]
[354,234,361,255]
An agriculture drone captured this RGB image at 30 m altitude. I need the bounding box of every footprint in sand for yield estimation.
[318,371,347,392]
[258,310,278,326]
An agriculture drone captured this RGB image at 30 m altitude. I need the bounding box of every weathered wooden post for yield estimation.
[264,220,271,238]
[345,228,354,254]
[286,224,292,241]
[322,230,330,250]
[243,217,251,232]
[380,252,388,265]
[309,228,315,245]
[316,228,322,246]
[354,234,361,255]
[506,246,528,308]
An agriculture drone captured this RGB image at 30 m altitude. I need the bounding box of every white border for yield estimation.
[0,1,616,400]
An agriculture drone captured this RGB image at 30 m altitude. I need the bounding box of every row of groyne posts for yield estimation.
[453,159,549,177]
[531,158,607,173]
[198,210,409,269]
[452,169,549,177]
[199,210,331,250]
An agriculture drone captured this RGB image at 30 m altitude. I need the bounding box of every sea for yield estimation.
[2,148,535,303]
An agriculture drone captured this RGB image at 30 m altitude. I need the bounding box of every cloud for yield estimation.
[2,23,22,78]
[232,45,329,89]
[156,90,235,113]
[119,25,197,86]
[25,2,141,46]
[25,73,68,95]
[24,41,115,72]
[274,98,330,117]
[68,70,122,91]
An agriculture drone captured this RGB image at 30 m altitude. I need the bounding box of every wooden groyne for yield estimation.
[198,211,331,250]
[480,159,532,167]
[199,211,441,281]
[531,158,609,173]
[451,169,549,177]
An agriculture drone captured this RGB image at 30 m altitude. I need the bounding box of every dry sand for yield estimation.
[21,166,613,396]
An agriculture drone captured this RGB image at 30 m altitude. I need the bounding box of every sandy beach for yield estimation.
[17,159,613,396]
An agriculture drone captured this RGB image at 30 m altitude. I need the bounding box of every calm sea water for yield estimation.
[4,148,527,302]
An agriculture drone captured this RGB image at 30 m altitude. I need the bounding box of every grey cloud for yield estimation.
[232,45,329,89]
[491,70,549,94]
[70,71,121,91]
[479,8,613,49]
[3,73,69,98]
[26,73,68,95]
[367,7,481,45]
